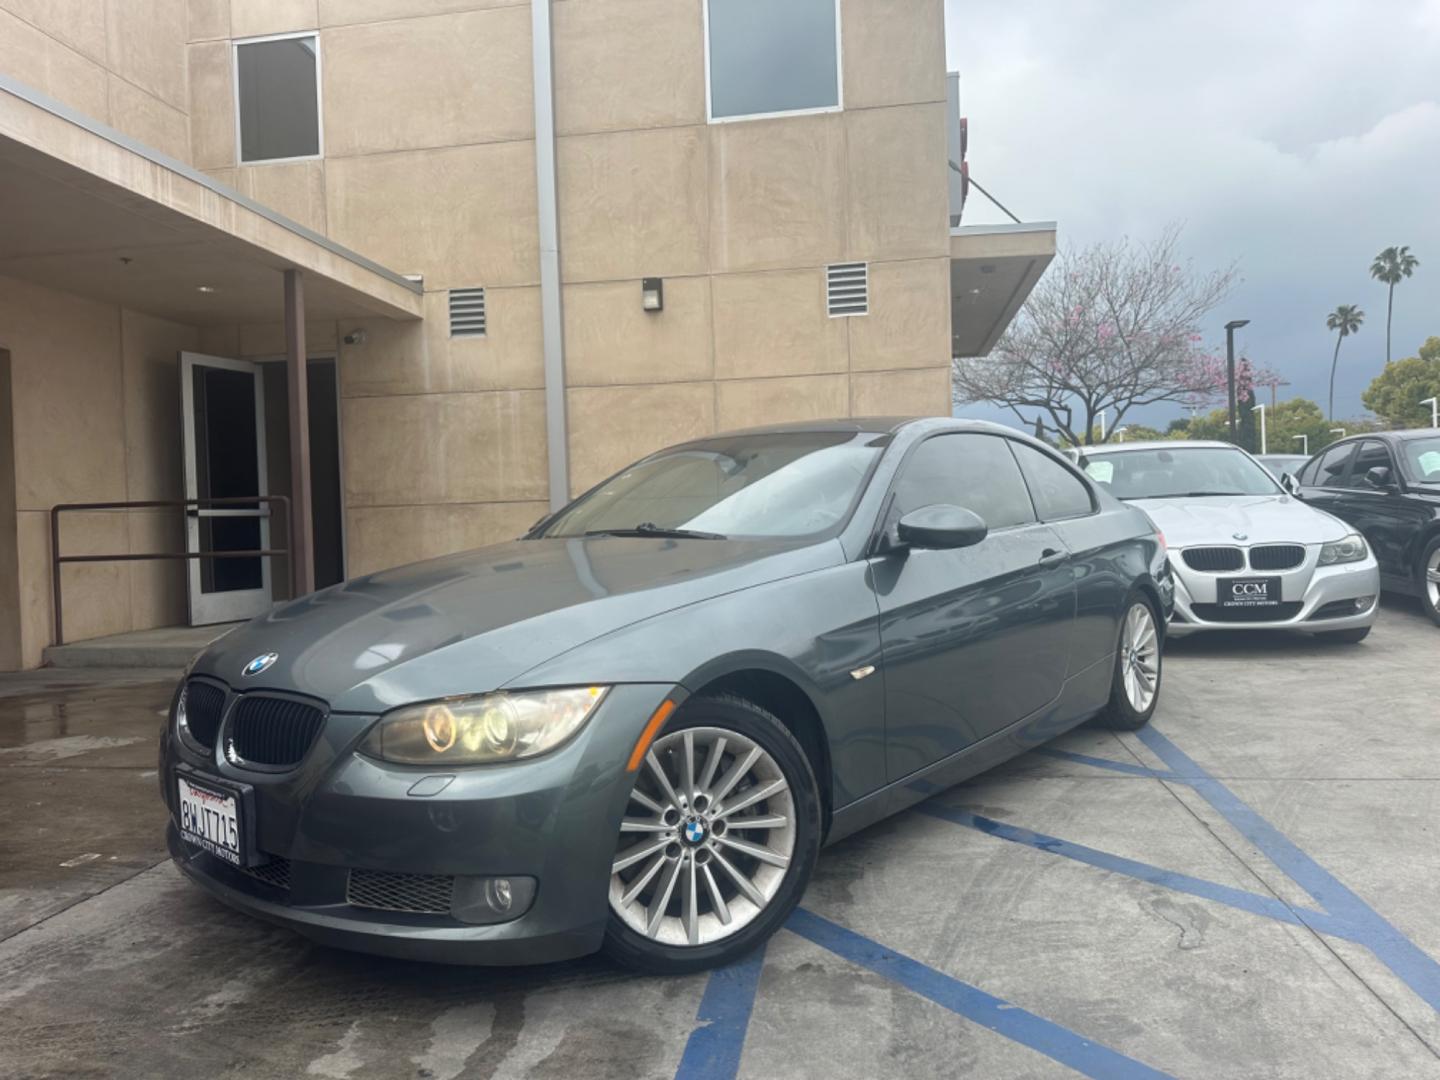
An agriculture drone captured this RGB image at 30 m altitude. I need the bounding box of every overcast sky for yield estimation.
[945,0,1440,431]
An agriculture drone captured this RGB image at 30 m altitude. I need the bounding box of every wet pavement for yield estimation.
[2,599,1439,1079]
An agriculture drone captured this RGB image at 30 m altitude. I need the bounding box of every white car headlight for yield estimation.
[1318,533,1368,566]
[360,687,609,765]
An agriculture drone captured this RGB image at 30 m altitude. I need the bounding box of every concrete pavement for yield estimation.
[1,599,1438,1078]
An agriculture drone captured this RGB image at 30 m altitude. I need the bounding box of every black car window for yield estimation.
[1400,436,1440,483]
[892,433,1036,530]
[1009,440,1095,520]
[1344,440,1395,489]
[1309,442,1357,489]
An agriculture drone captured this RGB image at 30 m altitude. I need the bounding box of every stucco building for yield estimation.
[0,0,1054,670]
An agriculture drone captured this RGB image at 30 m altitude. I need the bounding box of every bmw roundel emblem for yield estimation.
[242,652,279,678]
[685,820,706,844]
[1232,532,1248,541]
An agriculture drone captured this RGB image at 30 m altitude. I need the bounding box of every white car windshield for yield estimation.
[1081,447,1281,499]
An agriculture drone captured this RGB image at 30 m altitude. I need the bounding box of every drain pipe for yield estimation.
[531,0,570,511]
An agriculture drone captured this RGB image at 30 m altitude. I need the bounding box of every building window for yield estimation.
[235,33,321,163]
[704,0,842,123]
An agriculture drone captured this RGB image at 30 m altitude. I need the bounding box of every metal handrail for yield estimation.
[50,496,292,647]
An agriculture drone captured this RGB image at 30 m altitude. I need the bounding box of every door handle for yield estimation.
[1038,548,1067,568]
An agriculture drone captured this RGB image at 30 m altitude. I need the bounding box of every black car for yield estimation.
[1291,430,1440,625]
[162,418,1173,973]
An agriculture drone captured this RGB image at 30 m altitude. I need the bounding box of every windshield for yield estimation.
[1400,437,1440,484]
[1080,447,1281,499]
[535,432,886,539]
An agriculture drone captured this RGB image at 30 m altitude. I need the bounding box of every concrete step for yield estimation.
[43,623,242,669]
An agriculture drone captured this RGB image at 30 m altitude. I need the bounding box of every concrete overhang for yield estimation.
[0,74,423,325]
[950,221,1057,358]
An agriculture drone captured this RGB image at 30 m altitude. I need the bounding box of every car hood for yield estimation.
[194,536,840,713]
[1129,495,1348,549]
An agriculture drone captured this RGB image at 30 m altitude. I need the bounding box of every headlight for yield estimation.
[1318,533,1368,566]
[360,687,609,765]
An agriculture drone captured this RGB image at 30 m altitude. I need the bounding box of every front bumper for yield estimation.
[1167,546,1380,636]
[162,682,675,965]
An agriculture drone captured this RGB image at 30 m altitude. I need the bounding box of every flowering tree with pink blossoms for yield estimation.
[953,226,1239,445]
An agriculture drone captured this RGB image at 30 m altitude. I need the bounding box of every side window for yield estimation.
[1344,440,1393,488]
[1311,442,1357,489]
[891,434,1037,530]
[235,34,321,163]
[1009,441,1096,520]
[705,0,841,122]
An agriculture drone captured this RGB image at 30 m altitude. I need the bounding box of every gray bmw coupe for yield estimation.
[162,418,1172,973]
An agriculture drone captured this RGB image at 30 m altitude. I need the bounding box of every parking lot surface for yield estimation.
[2,600,1439,1079]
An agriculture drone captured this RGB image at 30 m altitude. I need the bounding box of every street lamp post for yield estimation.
[1253,403,1267,455]
[1225,319,1250,443]
[1423,396,1439,428]
[1292,434,1308,455]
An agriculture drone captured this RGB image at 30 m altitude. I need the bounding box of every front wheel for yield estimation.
[1422,537,1440,628]
[602,695,821,974]
[1092,597,1162,731]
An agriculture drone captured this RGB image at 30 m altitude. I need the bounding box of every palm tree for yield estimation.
[1369,246,1419,364]
[1325,305,1365,420]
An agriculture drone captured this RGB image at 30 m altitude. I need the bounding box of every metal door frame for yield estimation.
[180,352,273,624]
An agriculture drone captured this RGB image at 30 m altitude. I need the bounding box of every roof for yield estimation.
[1330,429,1440,443]
[696,416,1029,440]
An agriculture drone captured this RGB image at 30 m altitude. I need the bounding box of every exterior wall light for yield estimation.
[641,277,664,313]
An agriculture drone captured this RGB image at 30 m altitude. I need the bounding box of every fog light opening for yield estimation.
[484,877,513,914]
[1356,596,1374,611]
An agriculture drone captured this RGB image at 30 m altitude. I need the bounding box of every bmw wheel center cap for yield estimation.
[684,820,706,844]
[243,652,279,678]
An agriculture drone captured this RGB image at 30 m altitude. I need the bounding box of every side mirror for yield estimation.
[1280,472,1299,495]
[895,505,988,550]
[1364,466,1395,491]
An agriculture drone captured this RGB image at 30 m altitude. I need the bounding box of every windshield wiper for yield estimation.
[584,522,727,540]
[1143,491,1254,499]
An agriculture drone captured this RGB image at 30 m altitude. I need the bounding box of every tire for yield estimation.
[1092,596,1162,731]
[1317,626,1371,644]
[602,694,821,975]
[1421,536,1440,628]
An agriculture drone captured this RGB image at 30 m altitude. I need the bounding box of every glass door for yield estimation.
[180,352,274,625]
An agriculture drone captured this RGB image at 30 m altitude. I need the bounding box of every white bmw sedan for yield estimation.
[1078,441,1380,641]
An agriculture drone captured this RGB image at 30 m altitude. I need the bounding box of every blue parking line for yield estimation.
[787,909,1176,1080]
[674,941,768,1080]
[1033,746,1179,780]
[917,803,1336,931]
[1135,726,1440,1012]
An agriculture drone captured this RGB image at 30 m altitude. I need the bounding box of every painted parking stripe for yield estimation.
[1034,746,1179,780]
[675,941,768,1080]
[787,909,1176,1080]
[918,803,1336,931]
[1135,726,1440,1012]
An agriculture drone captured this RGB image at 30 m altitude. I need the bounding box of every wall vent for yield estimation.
[449,287,487,337]
[826,263,868,317]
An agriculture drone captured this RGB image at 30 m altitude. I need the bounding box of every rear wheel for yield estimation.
[1422,537,1440,627]
[1092,597,1162,731]
[602,695,821,974]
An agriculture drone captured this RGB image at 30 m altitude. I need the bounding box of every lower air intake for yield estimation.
[347,869,455,915]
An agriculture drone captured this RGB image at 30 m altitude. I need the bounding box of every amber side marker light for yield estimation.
[627,699,677,772]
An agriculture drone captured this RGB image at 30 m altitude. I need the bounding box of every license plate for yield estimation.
[177,776,244,865]
[1219,576,1282,607]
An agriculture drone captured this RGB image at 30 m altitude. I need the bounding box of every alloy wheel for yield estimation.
[1427,547,1440,613]
[1121,603,1160,713]
[609,726,796,947]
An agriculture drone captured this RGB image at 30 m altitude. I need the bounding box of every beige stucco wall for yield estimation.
[0,0,192,160]
[0,0,954,633]
[0,275,202,668]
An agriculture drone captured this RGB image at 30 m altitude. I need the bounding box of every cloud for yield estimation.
[946,0,1440,424]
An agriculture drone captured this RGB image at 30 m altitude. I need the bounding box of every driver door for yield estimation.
[871,433,1076,782]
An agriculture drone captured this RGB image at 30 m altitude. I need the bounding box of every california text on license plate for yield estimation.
[177,776,242,865]
[1220,576,1281,607]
